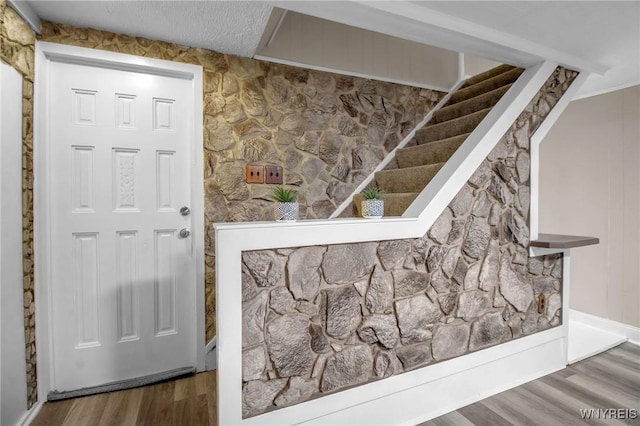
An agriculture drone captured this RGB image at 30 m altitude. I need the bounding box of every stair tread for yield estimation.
[397,133,469,168]
[375,163,445,194]
[432,84,512,125]
[417,107,491,144]
[448,68,523,106]
[462,64,516,88]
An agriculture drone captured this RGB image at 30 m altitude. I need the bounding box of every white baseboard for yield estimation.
[234,328,566,425]
[205,336,217,371]
[18,400,43,426]
[301,334,566,425]
[570,309,640,346]
[568,321,626,364]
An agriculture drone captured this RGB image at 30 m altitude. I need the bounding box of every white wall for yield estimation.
[1,61,28,426]
[256,11,459,91]
[539,85,640,328]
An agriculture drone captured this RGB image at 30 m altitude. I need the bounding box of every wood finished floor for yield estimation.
[31,370,217,426]
[423,343,640,426]
[33,343,639,426]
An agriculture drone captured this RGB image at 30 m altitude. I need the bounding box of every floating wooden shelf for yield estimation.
[531,233,599,249]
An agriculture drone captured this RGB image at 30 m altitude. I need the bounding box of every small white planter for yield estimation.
[276,202,299,221]
[361,199,384,219]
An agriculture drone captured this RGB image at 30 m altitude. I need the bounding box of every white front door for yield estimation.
[46,54,199,392]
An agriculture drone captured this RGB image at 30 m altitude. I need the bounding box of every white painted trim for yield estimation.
[573,80,640,101]
[404,61,557,221]
[528,247,572,370]
[34,42,205,400]
[529,71,590,241]
[190,56,206,374]
[266,10,287,49]
[205,336,217,371]
[271,1,608,75]
[34,41,54,403]
[303,335,565,425]
[457,52,465,82]
[253,54,451,93]
[205,336,217,353]
[6,0,41,34]
[568,320,627,364]
[220,323,565,425]
[570,309,640,346]
[329,78,467,219]
[17,400,43,426]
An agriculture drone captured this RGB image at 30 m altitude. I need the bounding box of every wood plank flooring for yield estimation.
[31,370,217,426]
[32,343,639,426]
[423,343,640,426]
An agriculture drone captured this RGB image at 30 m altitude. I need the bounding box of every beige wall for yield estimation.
[539,85,640,327]
[257,11,459,91]
[464,54,500,78]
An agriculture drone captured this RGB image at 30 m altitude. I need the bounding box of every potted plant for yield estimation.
[271,186,299,221]
[360,187,384,219]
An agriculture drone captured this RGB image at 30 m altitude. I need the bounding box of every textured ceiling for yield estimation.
[25,1,640,98]
[27,1,273,57]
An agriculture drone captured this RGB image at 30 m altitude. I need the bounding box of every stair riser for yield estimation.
[449,68,523,105]
[461,64,515,88]
[376,165,443,193]
[396,135,467,168]
[416,109,489,144]
[432,84,511,125]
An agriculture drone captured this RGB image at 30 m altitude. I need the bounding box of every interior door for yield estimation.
[48,59,197,392]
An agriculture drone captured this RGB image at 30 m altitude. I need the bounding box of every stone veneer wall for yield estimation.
[39,22,444,342]
[0,0,37,407]
[240,67,578,418]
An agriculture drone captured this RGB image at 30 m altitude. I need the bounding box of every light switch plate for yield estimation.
[265,165,283,184]
[245,165,264,183]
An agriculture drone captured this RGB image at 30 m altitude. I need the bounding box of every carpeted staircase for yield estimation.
[354,64,524,217]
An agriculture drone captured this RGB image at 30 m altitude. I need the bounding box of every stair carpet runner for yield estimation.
[354,64,524,217]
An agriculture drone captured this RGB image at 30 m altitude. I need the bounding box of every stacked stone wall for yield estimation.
[0,0,36,406]
[240,67,578,417]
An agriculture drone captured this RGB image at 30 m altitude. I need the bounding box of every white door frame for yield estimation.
[34,41,205,401]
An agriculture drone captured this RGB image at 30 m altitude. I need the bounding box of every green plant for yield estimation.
[271,186,298,203]
[360,186,384,200]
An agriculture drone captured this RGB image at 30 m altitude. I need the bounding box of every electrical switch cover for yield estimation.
[265,165,283,184]
[245,165,264,183]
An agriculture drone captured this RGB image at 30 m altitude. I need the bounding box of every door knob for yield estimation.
[179,228,191,238]
[180,206,191,216]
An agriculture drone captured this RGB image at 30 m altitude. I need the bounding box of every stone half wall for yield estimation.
[0,0,37,407]
[240,67,578,418]
[39,22,444,340]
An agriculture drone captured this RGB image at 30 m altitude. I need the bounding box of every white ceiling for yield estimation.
[410,1,640,98]
[24,1,640,98]
[26,1,273,57]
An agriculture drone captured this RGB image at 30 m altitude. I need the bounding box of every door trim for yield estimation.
[34,41,205,401]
